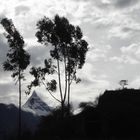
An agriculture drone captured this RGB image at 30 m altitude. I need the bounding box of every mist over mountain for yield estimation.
[23,91,52,116]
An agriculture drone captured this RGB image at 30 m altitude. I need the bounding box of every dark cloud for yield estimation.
[27,45,52,66]
[0,34,9,78]
[0,34,16,101]
[15,5,30,16]
[122,27,140,33]
[0,34,8,62]
[81,77,93,86]
[114,0,138,8]
[0,82,17,96]
[90,0,139,10]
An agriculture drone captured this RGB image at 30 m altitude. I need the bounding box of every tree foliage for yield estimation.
[27,15,88,116]
[1,18,30,138]
[119,80,128,89]
[1,18,30,78]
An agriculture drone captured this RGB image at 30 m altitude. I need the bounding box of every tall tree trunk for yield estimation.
[18,69,21,139]
[67,75,71,116]
[66,45,71,116]
[63,57,67,102]
[61,100,64,119]
[55,45,64,118]
[57,59,64,118]
[57,59,63,101]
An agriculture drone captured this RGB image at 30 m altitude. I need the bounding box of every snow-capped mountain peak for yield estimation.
[23,91,52,116]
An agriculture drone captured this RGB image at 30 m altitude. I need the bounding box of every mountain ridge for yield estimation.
[23,91,52,116]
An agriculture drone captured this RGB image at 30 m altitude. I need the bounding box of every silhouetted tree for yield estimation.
[1,18,30,138]
[27,14,88,117]
[119,80,128,89]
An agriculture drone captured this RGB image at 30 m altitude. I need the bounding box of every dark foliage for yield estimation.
[27,15,88,117]
[36,89,140,140]
[2,89,140,140]
[96,89,140,139]
[35,105,84,140]
[1,18,30,139]
[1,18,30,78]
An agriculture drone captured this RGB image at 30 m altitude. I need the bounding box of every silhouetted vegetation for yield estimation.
[96,89,140,139]
[32,88,140,140]
[1,89,140,140]
[0,18,30,139]
[27,14,88,118]
[119,80,128,89]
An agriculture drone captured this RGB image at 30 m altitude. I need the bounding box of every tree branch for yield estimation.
[41,79,61,103]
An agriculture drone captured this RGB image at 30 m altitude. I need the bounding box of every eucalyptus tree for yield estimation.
[1,18,30,137]
[27,15,88,117]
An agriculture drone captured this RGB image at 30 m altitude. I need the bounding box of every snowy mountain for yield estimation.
[23,91,52,116]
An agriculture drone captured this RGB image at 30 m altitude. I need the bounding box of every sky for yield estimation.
[0,0,140,107]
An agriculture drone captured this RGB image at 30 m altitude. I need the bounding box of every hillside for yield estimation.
[0,103,40,140]
[95,89,140,138]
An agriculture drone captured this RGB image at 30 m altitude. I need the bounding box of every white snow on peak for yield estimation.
[22,91,52,116]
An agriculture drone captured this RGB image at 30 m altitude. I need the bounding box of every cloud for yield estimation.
[109,26,131,39]
[0,34,8,58]
[120,43,140,61]
[0,34,10,79]
[129,77,140,88]
[108,18,140,39]
[27,45,51,66]
[110,55,139,64]
[113,0,139,8]
[81,0,140,41]
[121,43,140,55]
[101,0,111,4]
[87,44,112,63]
[0,94,18,105]
[109,43,140,64]
[15,5,30,16]
[0,82,16,95]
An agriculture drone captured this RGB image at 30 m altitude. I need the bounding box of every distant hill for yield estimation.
[0,103,40,140]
